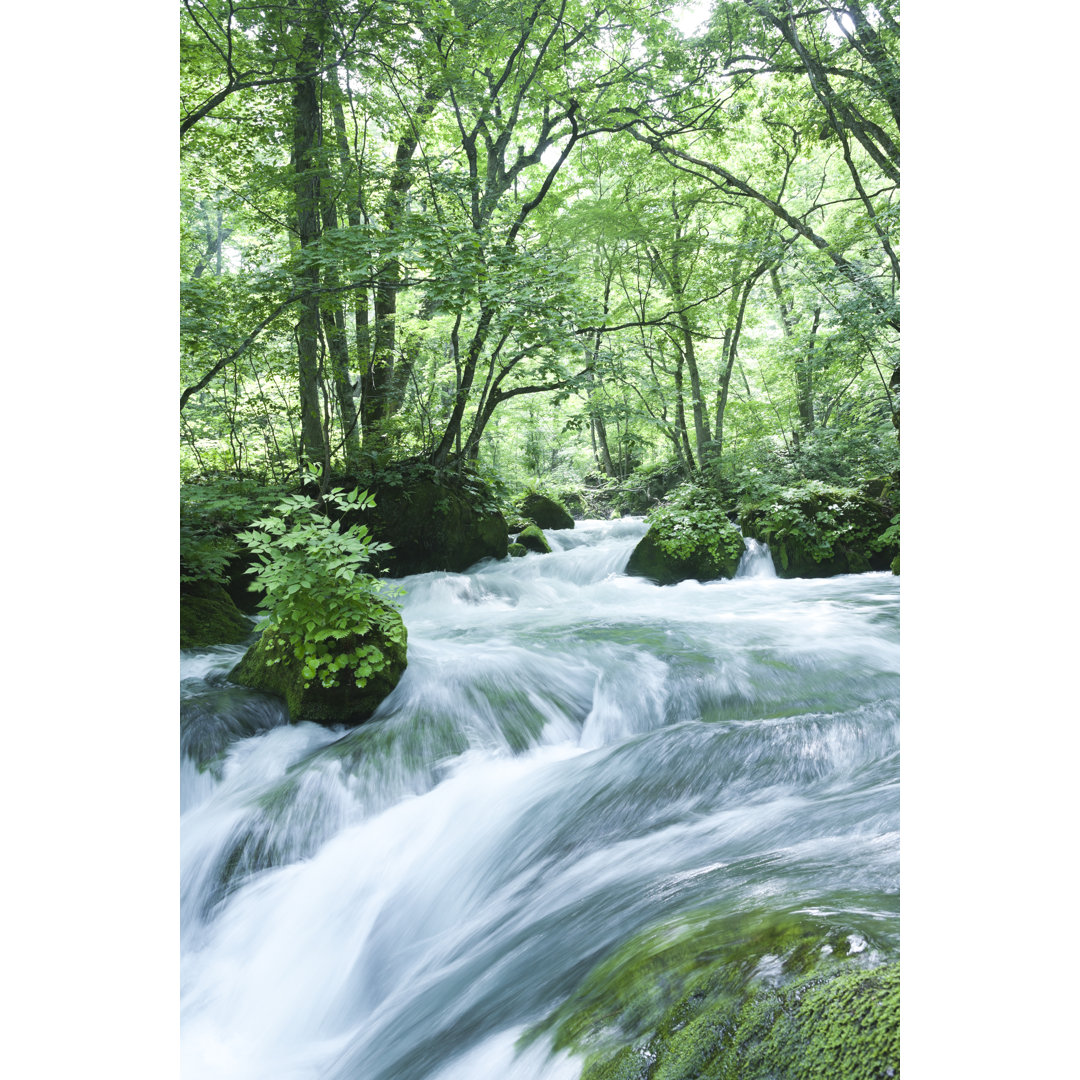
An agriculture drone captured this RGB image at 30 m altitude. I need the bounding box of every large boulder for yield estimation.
[228,603,407,727]
[335,473,507,576]
[740,482,898,579]
[516,524,552,554]
[180,581,253,649]
[517,492,575,530]
[625,526,742,585]
[540,907,898,1080]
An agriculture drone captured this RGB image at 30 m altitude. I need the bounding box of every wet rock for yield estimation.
[180,581,254,649]
[228,604,407,727]
[516,524,552,554]
[517,492,574,530]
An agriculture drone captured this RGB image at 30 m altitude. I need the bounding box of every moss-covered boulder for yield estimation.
[891,554,899,575]
[228,604,407,727]
[625,487,744,585]
[533,907,899,1080]
[625,528,742,585]
[508,543,527,558]
[518,492,575,530]
[739,481,898,579]
[516,524,552,554]
[335,472,507,576]
[180,581,253,649]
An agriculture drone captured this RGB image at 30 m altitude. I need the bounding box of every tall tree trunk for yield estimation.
[292,31,326,469]
[365,89,442,440]
[330,75,370,456]
[318,175,361,471]
[673,349,696,472]
[769,267,816,436]
[587,279,616,476]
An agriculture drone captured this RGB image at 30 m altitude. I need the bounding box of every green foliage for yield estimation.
[645,484,743,569]
[235,482,403,692]
[180,476,288,584]
[739,480,892,567]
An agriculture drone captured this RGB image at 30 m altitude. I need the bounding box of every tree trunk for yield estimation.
[329,76,370,456]
[292,32,325,469]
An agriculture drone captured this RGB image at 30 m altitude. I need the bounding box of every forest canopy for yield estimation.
[180,0,899,499]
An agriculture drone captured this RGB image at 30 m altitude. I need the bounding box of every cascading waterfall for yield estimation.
[180,518,899,1080]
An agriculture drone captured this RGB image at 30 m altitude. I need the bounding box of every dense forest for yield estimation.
[179,4,902,1078]
[180,0,898,525]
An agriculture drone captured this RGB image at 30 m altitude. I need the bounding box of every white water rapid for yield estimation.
[180,518,899,1080]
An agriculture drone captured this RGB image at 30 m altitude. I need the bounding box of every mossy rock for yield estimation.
[227,604,407,727]
[180,581,253,649]
[625,528,741,585]
[518,492,575,530]
[536,907,898,1080]
[508,543,528,558]
[891,553,899,576]
[740,484,898,579]
[517,524,552,554]
[336,473,507,576]
[222,549,265,613]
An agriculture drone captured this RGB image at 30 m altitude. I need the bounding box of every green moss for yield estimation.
[518,492,575,530]
[890,554,899,576]
[533,906,898,1080]
[625,525,742,585]
[338,472,508,575]
[228,603,407,727]
[739,480,898,579]
[517,524,552,554]
[624,485,743,585]
[508,543,528,558]
[180,582,253,649]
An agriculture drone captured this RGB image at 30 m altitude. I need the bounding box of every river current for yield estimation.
[180,517,899,1080]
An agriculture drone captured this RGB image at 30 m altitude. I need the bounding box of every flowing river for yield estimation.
[180,518,899,1080]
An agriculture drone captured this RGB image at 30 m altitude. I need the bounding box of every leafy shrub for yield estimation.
[739,479,896,571]
[236,485,404,692]
[646,484,744,569]
[180,476,289,585]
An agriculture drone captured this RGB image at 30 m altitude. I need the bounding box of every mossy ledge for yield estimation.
[180,581,253,649]
[530,908,899,1080]
[228,604,407,727]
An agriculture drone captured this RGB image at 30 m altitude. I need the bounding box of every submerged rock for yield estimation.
[180,581,253,649]
[516,524,552,554]
[518,492,575,530]
[508,543,527,558]
[228,604,407,727]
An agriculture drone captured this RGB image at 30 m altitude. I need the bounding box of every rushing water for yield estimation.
[180,518,899,1080]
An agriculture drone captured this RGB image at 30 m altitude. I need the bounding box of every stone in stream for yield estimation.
[515,524,552,554]
[228,603,407,727]
[625,526,743,585]
[516,492,575,531]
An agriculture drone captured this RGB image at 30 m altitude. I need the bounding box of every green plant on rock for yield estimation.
[741,480,895,569]
[236,482,404,692]
[646,485,744,569]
